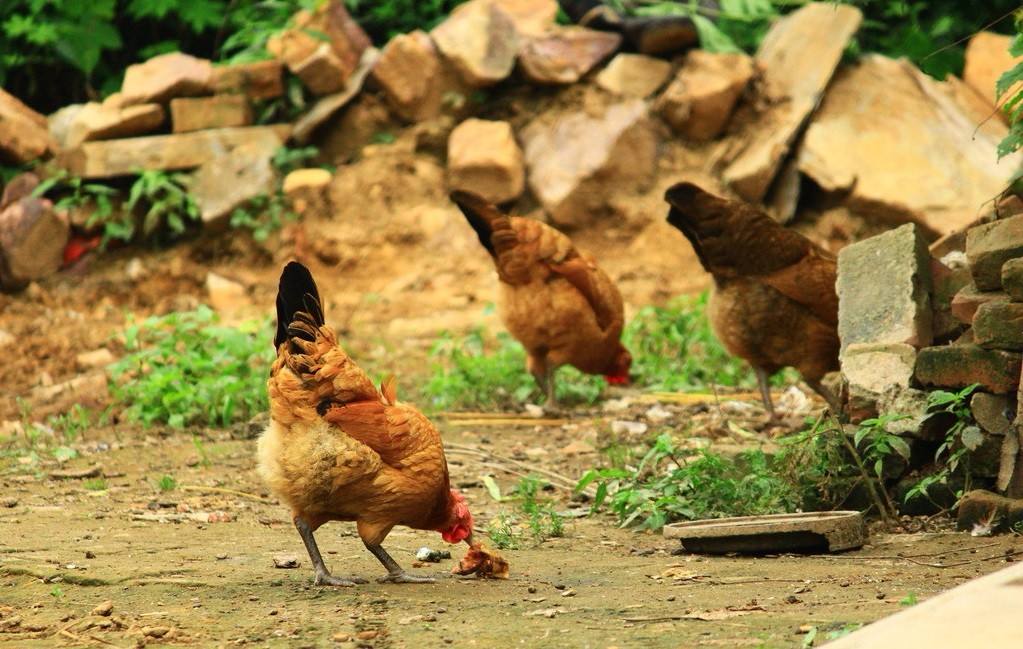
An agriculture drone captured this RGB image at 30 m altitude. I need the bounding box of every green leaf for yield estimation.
[482,475,503,502]
[996,62,1023,100]
[692,14,742,54]
[889,436,912,461]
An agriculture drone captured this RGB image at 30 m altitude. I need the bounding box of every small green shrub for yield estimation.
[578,432,801,530]
[482,476,565,548]
[157,474,178,492]
[904,384,982,504]
[422,328,605,410]
[84,478,108,491]
[344,0,467,42]
[126,169,200,243]
[110,306,273,428]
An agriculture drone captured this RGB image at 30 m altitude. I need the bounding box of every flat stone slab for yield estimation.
[664,511,866,554]
[825,559,1023,649]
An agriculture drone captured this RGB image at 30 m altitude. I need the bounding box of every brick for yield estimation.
[930,258,970,342]
[951,283,1009,324]
[973,302,1023,351]
[841,342,916,421]
[170,95,252,133]
[518,26,621,85]
[837,223,933,354]
[965,214,1023,290]
[971,392,1014,436]
[65,102,164,148]
[447,119,524,204]
[0,88,55,163]
[1002,257,1023,301]
[596,53,673,98]
[431,0,519,88]
[191,141,278,226]
[212,60,284,100]
[915,344,1021,394]
[56,125,288,179]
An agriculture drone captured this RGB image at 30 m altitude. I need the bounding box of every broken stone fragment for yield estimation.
[0,88,57,163]
[522,99,656,227]
[915,344,1021,394]
[190,141,278,227]
[595,53,673,99]
[64,102,165,149]
[656,50,754,141]
[971,392,1014,436]
[837,223,933,354]
[1001,257,1023,301]
[120,52,214,106]
[930,259,970,343]
[212,60,284,100]
[431,0,519,88]
[447,119,524,204]
[950,283,1009,325]
[170,95,252,133]
[966,214,1023,291]
[518,27,621,85]
[0,197,69,292]
[841,342,916,422]
[973,302,1023,351]
[371,30,467,123]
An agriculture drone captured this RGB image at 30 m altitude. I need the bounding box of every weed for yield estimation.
[899,592,919,606]
[33,171,121,243]
[854,414,912,479]
[904,384,981,505]
[192,435,212,468]
[776,418,858,511]
[272,145,320,175]
[485,513,520,550]
[579,433,800,530]
[371,131,396,144]
[229,193,295,242]
[423,328,604,410]
[157,475,177,492]
[481,476,565,548]
[126,170,200,243]
[84,478,108,491]
[109,306,273,428]
[51,446,78,462]
[48,405,93,443]
[50,586,64,599]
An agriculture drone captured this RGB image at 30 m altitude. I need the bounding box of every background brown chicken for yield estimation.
[258,262,475,586]
[451,191,631,404]
[663,182,840,416]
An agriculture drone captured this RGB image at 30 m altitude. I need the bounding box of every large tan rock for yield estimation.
[170,95,252,133]
[268,0,370,95]
[799,55,1021,237]
[518,27,621,84]
[723,2,862,202]
[120,52,214,106]
[447,119,524,203]
[523,99,656,227]
[191,141,278,226]
[371,31,466,122]
[56,125,288,179]
[64,102,164,148]
[431,0,519,88]
[0,89,55,163]
[596,53,672,98]
[0,197,69,291]
[212,60,285,100]
[656,50,754,140]
[964,31,1019,111]
[292,48,378,144]
[493,0,558,36]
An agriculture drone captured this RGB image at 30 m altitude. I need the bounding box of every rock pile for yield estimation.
[838,206,1023,504]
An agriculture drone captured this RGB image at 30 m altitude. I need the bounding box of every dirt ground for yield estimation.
[2,418,1020,649]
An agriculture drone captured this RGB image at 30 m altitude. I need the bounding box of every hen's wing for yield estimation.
[664,182,838,326]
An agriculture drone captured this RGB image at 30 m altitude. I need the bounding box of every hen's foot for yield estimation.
[377,571,435,584]
[314,573,367,587]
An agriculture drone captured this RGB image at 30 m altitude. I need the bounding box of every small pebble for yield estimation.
[356,630,378,640]
[272,555,299,569]
[268,609,278,616]
[216,553,228,560]
[91,600,113,617]
[527,586,537,594]
[436,607,446,613]
[666,596,676,602]
[332,632,351,642]
[84,551,96,559]
[560,589,576,598]
[554,584,566,590]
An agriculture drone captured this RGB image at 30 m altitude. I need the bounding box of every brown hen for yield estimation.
[663,182,840,415]
[258,262,476,586]
[451,191,631,404]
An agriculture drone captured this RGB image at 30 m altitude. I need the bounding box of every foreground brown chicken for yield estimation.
[451,191,631,404]
[259,262,486,585]
[663,182,840,415]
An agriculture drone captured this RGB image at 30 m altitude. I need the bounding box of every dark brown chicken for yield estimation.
[663,182,840,415]
[451,190,631,404]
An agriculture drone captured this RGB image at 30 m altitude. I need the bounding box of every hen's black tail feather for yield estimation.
[274,261,324,349]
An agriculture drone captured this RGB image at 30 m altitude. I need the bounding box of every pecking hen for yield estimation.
[259,261,484,585]
[663,182,840,416]
[451,190,631,404]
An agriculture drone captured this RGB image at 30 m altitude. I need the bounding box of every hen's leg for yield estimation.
[365,542,435,584]
[294,517,367,586]
[754,367,775,418]
[544,364,557,406]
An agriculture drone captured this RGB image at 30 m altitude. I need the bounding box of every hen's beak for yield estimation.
[464,531,475,547]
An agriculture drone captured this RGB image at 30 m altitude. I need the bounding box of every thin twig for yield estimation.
[180,485,271,503]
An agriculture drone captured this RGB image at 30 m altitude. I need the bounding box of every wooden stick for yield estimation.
[180,485,270,502]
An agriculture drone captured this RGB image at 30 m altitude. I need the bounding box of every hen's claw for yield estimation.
[314,573,367,587]
[377,571,435,584]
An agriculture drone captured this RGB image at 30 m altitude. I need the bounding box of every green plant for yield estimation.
[899,592,919,606]
[109,306,273,428]
[84,478,108,491]
[622,293,762,391]
[422,328,604,410]
[157,474,177,492]
[485,513,520,550]
[51,446,78,462]
[124,169,200,243]
[344,0,467,42]
[229,192,296,242]
[33,171,122,242]
[998,12,1023,159]
[272,145,320,175]
[515,476,565,543]
[853,414,912,479]
[192,434,212,467]
[578,433,801,530]
[47,405,93,443]
[904,384,982,505]
[50,585,64,599]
